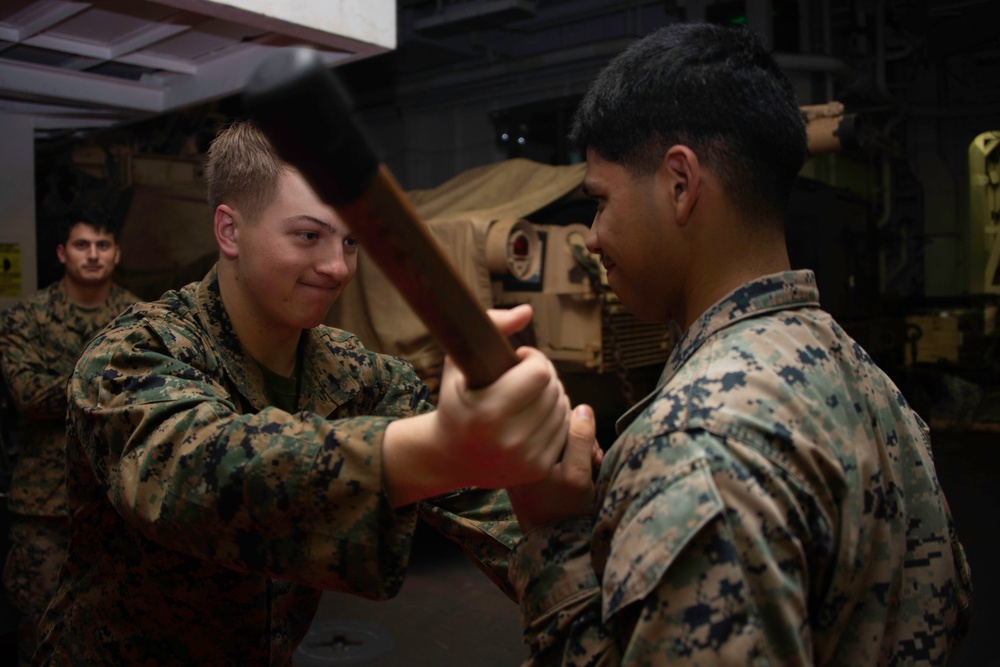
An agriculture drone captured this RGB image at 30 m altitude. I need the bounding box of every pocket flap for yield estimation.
[602,457,724,621]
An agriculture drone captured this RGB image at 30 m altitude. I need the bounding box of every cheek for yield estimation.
[250,240,287,268]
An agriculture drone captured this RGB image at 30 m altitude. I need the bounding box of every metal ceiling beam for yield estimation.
[0,58,165,112]
[0,97,129,132]
[0,0,89,42]
[116,50,198,75]
[24,22,191,60]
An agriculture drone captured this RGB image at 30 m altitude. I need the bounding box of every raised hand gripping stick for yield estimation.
[243,48,518,389]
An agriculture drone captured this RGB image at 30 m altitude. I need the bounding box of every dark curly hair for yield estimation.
[56,203,120,245]
[570,22,807,224]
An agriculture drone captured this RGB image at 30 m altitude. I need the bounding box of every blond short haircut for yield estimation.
[204,119,287,223]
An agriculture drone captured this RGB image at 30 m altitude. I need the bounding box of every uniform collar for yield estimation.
[191,265,361,415]
[616,269,821,433]
[46,278,74,323]
[47,278,119,334]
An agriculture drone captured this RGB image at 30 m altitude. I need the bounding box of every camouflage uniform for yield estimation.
[33,265,518,666]
[509,270,973,666]
[0,278,138,665]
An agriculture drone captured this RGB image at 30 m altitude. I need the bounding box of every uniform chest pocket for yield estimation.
[601,457,724,622]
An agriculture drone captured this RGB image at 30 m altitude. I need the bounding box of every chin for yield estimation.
[73,275,110,286]
[295,313,328,330]
[302,306,336,329]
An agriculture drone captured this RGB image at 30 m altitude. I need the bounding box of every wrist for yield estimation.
[382,412,449,507]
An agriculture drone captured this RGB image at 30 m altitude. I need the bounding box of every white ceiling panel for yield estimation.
[0,0,395,140]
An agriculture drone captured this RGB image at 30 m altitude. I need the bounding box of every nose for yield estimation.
[317,249,352,283]
[86,243,99,259]
[584,221,599,254]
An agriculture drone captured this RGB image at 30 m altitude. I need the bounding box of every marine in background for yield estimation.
[0,207,138,665]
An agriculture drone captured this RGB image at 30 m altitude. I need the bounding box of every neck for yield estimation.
[680,216,790,331]
[64,277,112,309]
[217,263,301,376]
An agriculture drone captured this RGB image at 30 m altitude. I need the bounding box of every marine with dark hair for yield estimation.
[569,20,806,225]
[33,119,571,665]
[505,22,973,665]
[0,206,139,665]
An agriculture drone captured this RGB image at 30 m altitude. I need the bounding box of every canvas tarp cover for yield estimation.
[326,157,587,378]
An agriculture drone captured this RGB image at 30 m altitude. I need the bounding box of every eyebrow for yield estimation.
[581,180,602,198]
[286,215,334,232]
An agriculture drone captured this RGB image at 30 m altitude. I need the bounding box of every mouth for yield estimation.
[300,281,340,292]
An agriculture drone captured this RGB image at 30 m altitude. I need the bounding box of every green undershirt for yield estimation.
[258,362,299,414]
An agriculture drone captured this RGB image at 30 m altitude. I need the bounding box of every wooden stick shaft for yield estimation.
[335,166,518,388]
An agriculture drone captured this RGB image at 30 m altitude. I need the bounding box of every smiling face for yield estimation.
[57,222,120,289]
[583,148,681,323]
[220,168,358,336]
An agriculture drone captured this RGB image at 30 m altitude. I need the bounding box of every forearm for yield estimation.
[0,328,72,419]
[98,404,417,593]
[383,345,571,508]
[1,345,69,418]
[382,412,452,507]
[8,374,68,418]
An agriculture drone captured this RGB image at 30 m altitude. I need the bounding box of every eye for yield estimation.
[297,231,320,242]
[344,237,358,249]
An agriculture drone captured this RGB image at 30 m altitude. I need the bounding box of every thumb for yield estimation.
[486,304,533,338]
[438,353,467,394]
[564,403,597,472]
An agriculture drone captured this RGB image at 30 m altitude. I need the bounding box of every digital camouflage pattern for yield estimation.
[510,270,972,666]
[1,278,138,665]
[0,279,139,517]
[3,517,68,666]
[34,265,519,666]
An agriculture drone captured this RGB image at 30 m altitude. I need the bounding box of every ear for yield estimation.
[660,145,702,226]
[56,244,67,265]
[214,205,239,259]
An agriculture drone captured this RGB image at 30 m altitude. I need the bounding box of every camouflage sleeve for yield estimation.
[510,430,808,666]
[358,350,523,600]
[69,315,417,598]
[0,302,67,419]
[509,516,613,664]
[419,488,521,600]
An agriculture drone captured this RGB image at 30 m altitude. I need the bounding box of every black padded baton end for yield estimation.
[242,47,379,205]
